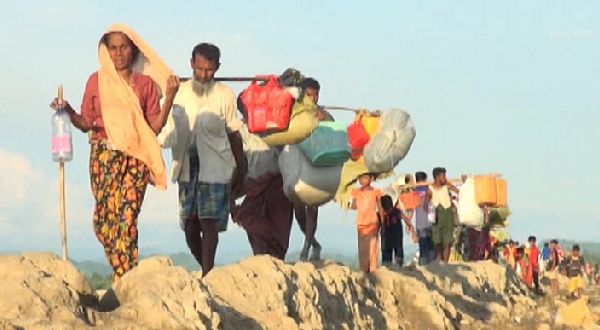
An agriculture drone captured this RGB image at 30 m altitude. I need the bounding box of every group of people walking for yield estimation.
[50,24,335,281]
[503,239,597,298]
[51,25,591,296]
[350,167,467,273]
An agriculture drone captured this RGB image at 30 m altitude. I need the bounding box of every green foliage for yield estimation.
[88,272,111,291]
[74,248,418,286]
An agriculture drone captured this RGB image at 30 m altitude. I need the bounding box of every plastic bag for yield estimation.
[279,144,342,206]
[241,75,294,134]
[363,109,416,173]
[347,111,380,160]
[347,120,370,159]
[260,94,319,145]
[457,177,484,227]
[298,121,351,167]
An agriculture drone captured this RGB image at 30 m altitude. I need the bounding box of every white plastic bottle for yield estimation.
[52,88,73,162]
[427,202,436,224]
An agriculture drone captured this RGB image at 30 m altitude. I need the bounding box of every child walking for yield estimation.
[380,195,417,266]
[516,247,533,288]
[562,244,587,298]
[351,173,385,273]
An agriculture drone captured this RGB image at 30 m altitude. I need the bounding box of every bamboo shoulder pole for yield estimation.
[396,174,503,189]
[178,76,269,82]
[59,162,67,260]
[57,85,68,261]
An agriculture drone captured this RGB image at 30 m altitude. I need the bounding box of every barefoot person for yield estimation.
[562,244,587,298]
[504,240,517,270]
[516,247,533,288]
[351,173,385,273]
[547,239,560,295]
[413,172,436,265]
[424,167,459,263]
[527,236,541,293]
[50,24,179,281]
[294,77,333,261]
[159,43,245,277]
[230,96,294,260]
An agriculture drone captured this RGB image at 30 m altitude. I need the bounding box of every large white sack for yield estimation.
[278,144,342,207]
[457,177,484,227]
[363,109,416,173]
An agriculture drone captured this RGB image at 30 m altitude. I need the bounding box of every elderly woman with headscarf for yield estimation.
[50,24,179,281]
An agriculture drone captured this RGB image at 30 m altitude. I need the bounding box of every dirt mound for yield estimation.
[0,252,94,330]
[0,252,539,330]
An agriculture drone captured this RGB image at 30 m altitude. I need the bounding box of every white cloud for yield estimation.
[0,148,248,258]
[0,149,188,249]
[0,149,35,208]
[548,29,597,39]
[0,148,92,240]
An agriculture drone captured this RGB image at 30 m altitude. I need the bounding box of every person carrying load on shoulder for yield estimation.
[424,167,460,263]
[158,43,245,277]
[50,24,179,282]
[231,90,294,261]
[293,77,331,261]
[351,173,385,273]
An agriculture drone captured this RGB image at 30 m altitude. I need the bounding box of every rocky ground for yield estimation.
[0,252,598,330]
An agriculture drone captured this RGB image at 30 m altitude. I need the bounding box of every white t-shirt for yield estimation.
[158,81,243,184]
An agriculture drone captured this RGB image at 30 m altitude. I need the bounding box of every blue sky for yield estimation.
[0,1,598,261]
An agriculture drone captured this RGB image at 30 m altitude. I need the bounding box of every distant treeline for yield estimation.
[75,251,365,290]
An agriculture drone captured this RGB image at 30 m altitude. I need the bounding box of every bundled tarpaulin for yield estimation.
[278,144,342,207]
[363,109,416,173]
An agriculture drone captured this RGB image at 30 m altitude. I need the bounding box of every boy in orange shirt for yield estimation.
[351,173,385,273]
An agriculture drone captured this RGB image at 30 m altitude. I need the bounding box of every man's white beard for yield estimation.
[192,76,215,97]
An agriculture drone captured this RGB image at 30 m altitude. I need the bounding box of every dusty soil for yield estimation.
[1,252,599,330]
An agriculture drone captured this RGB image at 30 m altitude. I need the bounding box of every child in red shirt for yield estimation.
[516,247,533,288]
[528,236,540,293]
[504,240,517,269]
